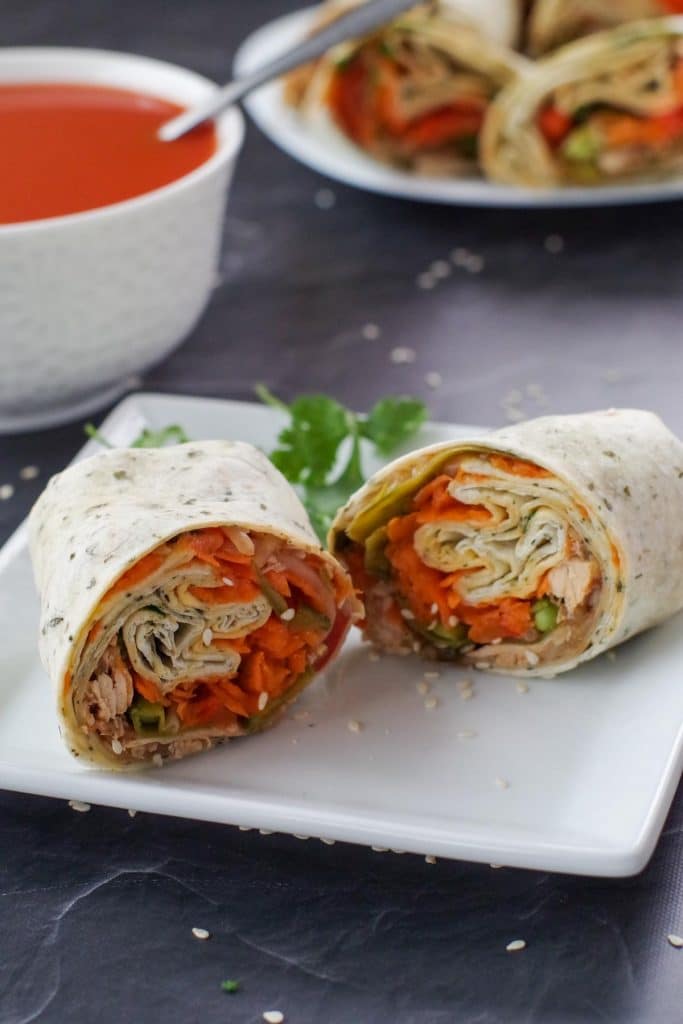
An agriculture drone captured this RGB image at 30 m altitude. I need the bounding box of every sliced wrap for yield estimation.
[525,0,678,57]
[288,3,529,175]
[330,410,683,677]
[482,17,683,187]
[29,441,361,770]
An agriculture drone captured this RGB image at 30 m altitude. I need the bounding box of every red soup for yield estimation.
[0,82,217,225]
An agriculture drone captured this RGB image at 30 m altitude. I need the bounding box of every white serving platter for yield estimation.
[1,391,681,876]
[234,6,683,209]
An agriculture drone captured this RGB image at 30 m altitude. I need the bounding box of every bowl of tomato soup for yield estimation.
[0,48,244,431]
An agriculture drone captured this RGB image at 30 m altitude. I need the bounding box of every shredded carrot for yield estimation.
[400,105,483,150]
[63,670,72,694]
[133,674,167,705]
[488,454,552,479]
[538,105,572,146]
[458,599,533,645]
[108,551,165,598]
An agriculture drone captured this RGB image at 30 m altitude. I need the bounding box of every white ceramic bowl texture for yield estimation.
[0,48,245,432]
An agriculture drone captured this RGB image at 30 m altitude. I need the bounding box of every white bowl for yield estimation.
[0,48,245,433]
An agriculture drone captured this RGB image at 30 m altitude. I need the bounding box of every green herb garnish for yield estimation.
[220,979,240,994]
[256,385,427,540]
[85,423,189,449]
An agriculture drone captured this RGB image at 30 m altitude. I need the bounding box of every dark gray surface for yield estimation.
[1,2,682,1021]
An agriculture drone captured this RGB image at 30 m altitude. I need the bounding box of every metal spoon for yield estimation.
[158,0,418,142]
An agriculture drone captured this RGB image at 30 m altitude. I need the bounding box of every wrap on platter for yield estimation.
[288,3,528,174]
[29,441,361,770]
[330,410,683,678]
[482,17,683,186]
[526,0,682,57]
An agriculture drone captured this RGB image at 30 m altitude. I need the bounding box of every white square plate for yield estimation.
[1,392,681,876]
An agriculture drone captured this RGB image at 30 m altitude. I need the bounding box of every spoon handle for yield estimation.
[159,0,418,141]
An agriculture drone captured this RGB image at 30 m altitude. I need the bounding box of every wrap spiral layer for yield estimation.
[29,441,361,769]
[330,410,683,677]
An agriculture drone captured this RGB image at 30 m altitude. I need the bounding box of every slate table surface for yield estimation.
[1,1,682,1021]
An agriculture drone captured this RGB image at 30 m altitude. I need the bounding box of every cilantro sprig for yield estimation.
[84,423,190,448]
[256,385,427,540]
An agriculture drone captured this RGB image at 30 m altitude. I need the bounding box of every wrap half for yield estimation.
[526,0,681,57]
[330,410,683,677]
[288,3,528,175]
[29,441,361,770]
[482,17,683,186]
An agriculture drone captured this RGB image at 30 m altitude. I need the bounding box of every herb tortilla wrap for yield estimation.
[525,0,674,57]
[289,4,529,175]
[482,18,683,187]
[29,441,361,770]
[330,410,683,677]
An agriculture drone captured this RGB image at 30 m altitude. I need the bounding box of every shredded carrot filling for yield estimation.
[327,48,486,154]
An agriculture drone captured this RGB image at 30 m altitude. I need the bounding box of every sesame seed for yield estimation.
[430,259,451,279]
[400,608,415,620]
[417,272,436,290]
[0,484,14,501]
[490,863,502,869]
[259,829,273,836]
[347,719,363,734]
[457,678,473,691]
[127,809,138,819]
[221,577,234,586]
[372,846,388,852]
[424,696,438,710]
[516,682,529,694]
[152,754,163,768]
[425,371,443,390]
[239,825,252,831]
[361,322,381,340]
[258,692,269,711]
[506,939,526,952]
[448,615,458,627]
[111,738,123,755]
[459,690,474,701]
[424,671,440,680]
[19,465,39,480]
[192,927,210,940]
[544,233,564,254]
[425,855,437,864]
[667,934,683,948]
[457,730,477,739]
[263,1012,285,1024]
[430,603,439,615]
[495,777,510,790]
[416,680,430,696]
[314,187,336,209]
[525,650,539,666]
[391,345,416,364]
[68,800,90,813]
[293,834,309,840]
[321,838,336,845]
[280,608,295,621]
[202,628,213,646]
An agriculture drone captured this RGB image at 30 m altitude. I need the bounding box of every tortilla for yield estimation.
[30,441,361,770]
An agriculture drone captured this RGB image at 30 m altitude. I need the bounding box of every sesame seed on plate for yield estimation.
[111,738,123,755]
[424,696,438,710]
[280,608,295,621]
[239,825,252,831]
[372,846,388,852]
[391,345,417,365]
[314,187,336,209]
[221,577,234,586]
[495,777,510,790]
[425,855,437,864]
[68,800,90,813]
[258,692,269,711]
[544,233,564,254]
[667,934,683,948]
[401,608,415,620]
[259,829,273,836]
[192,927,210,940]
[0,484,14,501]
[347,719,363,734]
[202,628,213,646]
[321,837,336,845]
[460,690,474,701]
[506,939,526,952]
[425,371,443,390]
[490,863,502,869]
[293,834,309,840]
[263,1012,285,1024]
[516,682,529,695]
[416,680,430,696]
[362,322,381,340]
[20,465,39,480]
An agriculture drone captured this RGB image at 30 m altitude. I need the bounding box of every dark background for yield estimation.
[1,2,682,1021]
